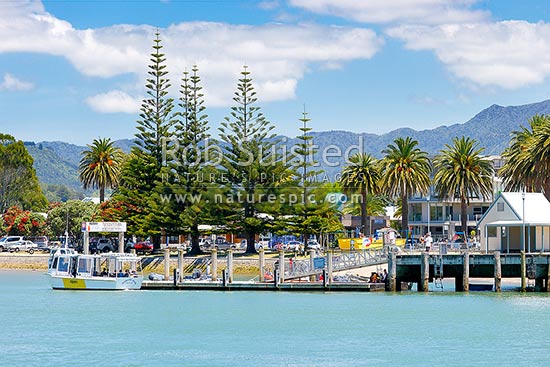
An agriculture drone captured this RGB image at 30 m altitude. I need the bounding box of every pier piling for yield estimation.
[211,249,218,281]
[547,255,550,292]
[278,250,285,284]
[309,250,316,282]
[227,249,234,283]
[462,252,469,292]
[164,247,170,281]
[521,251,526,292]
[327,250,333,284]
[420,252,429,292]
[259,248,265,282]
[388,251,396,292]
[494,251,501,292]
[177,248,184,282]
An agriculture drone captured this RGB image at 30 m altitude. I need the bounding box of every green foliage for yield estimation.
[79,138,123,202]
[47,200,97,238]
[500,115,550,198]
[1,206,47,236]
[433,136,494,232]
[340,153,381,235]
[0,134,48,212]
[42,184,84,202]
[218,66,287,252]
[380,137,431,236]
[158,64,213,254]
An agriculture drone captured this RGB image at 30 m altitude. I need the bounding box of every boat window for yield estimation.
[78,258,92,274]
[57,257,69,273]
[51,257,58,270]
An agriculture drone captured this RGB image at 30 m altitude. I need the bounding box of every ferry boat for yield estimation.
[48,249,143,290]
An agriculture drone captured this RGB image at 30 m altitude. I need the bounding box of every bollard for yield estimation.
[322,269,327,288]
[494,251,502,292]
[547,255,550,292]
[222,268,227,287]
[259,248,265,282]
[227,249,234,284]
[521,251,526,292]
[211,249,218,282]
[173,269,177,287]
[462,252,469,292]
[274,269,278,288]
[164,247,170,281]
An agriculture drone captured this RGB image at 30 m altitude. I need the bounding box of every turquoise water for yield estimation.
[1,271,550,366]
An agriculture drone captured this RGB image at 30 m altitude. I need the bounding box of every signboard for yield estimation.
[83,222,127,232]
[313,257,326,270]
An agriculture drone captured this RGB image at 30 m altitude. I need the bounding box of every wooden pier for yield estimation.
[388,251,550,292]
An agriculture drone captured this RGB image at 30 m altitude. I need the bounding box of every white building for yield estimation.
[477,192,550,253]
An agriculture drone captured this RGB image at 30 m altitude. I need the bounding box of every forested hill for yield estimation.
[26,99,550,192]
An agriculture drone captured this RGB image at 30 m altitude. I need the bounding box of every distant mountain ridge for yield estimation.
[25,99,550,191]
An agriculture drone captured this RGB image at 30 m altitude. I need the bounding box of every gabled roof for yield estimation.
[478,192,550,226]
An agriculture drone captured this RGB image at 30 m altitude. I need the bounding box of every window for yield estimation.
[497,203,504,212]
[487,227,497,238]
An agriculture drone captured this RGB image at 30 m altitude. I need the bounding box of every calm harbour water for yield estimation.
[1,270,550,367]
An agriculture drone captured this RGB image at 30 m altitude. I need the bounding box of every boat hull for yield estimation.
[49,276,143,290]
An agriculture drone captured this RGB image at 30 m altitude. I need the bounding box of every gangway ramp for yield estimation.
[283,250,388,281]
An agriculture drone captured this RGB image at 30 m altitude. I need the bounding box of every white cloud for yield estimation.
[0,1,384,111]
[86,90,141,113]
[387,21,550,89]
[0,73,34,91]
[288,0,488,25]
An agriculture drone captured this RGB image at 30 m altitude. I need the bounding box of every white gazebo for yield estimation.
[477,192,550,253]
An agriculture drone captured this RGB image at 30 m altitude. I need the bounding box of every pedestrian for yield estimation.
[425,232,433,252]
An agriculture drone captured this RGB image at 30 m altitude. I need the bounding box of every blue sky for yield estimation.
[1,0,550,145]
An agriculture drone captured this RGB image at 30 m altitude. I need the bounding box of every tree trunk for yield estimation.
[246,231,256,254]
[361,187,368,236]
[99,185,105,203]
[188,223,203,255]
[461,198,468,237]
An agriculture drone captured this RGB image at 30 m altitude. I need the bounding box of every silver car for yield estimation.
[0,236,24,252]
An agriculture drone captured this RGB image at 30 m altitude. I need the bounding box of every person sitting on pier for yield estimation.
[100,268,108,276]
[370,272,380,283]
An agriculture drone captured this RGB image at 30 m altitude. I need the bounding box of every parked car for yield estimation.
[206,238,238,251]
[306,239,321,250]
[8,240,36,253]
[0,236,25,252]
[134,241,154,254]
[90,238,116,253]
[285,240,304,252]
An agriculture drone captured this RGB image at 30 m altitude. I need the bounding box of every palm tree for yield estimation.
[339,153,380,236]
[500,115,550,199]
[79,138,123,203]
[433,136,494,235]
[380,137,431,238]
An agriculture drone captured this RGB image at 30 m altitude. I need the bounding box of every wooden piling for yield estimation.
[177,248,184,282]
[309,250,316,282]
[388,251,397,292]
[326,250,333,284]
[462,252,469,292]
[259,248,265,282]
[278,250,285,284]
[211,249,218,282]
[521,251,526,292]
[164,247,170,281]
[420,252,429,292]
[494,251,501,292]
[227,249,234,283]
[547,255,550,292]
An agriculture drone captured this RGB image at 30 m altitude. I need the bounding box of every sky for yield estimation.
[1,0,550,145]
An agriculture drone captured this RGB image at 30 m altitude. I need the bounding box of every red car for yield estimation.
[134,241,154,254]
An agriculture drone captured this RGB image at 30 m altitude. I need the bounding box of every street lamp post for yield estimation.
[427,195,431,234]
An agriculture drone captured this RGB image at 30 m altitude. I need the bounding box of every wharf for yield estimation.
[141,280,386,292]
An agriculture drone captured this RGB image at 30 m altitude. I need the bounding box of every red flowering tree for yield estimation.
[1,206,47,236]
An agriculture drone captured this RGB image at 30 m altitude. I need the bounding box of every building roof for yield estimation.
[479,192,550,226]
